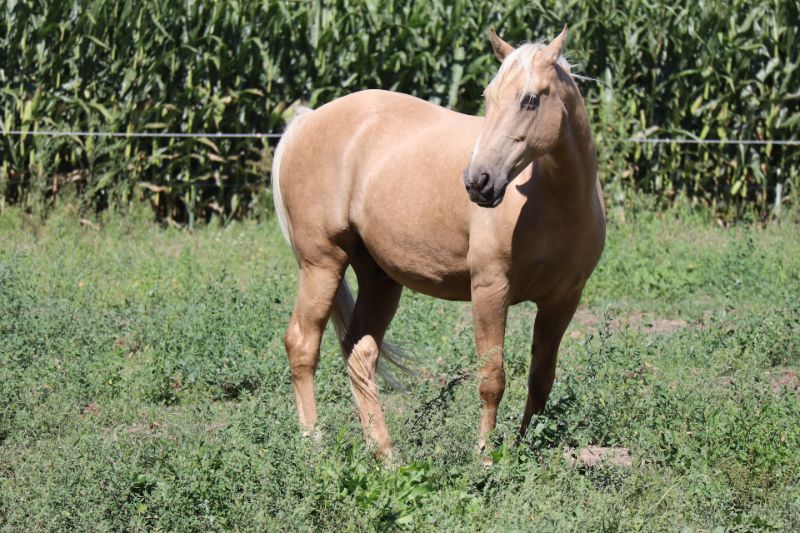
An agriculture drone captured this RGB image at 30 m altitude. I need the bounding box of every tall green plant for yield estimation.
[1,0,798,221]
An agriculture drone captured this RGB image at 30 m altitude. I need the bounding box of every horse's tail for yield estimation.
[329,282,412,392]
[271,106,312,251]
[271,107,412,392]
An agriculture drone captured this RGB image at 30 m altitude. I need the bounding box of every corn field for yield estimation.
[1,0,798,221]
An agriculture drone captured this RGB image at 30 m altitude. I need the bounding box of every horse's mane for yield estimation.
[484,43,572,104]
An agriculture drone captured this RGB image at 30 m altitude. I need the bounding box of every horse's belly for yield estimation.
[359,231,472,301]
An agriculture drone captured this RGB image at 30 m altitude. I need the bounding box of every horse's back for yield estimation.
[279,90,460,194]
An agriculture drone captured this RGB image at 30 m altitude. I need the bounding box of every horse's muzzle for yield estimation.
[476,195,504,208]
[464,169,506,208]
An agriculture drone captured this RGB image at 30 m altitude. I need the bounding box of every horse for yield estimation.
[271,26,605,461]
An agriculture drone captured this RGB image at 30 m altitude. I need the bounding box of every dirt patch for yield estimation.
[569,309,599,339]
[771,369,800,395]
[612,311,687,334]
[564,446,633,468]
[642,318,687,334]
[572,309,601,328]
[127,422,164,436]
[568,309,688,338]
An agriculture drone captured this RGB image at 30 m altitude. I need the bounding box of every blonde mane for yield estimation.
[484,43,572,104]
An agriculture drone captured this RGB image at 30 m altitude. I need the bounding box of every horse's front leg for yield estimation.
[470,272,510,458]
[519,290,582,436]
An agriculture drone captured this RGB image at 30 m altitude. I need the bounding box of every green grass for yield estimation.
[1,204,799,531]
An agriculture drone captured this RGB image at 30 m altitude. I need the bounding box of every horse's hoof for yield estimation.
[477,439,494,466]
[301,427,323,442]
[376,447,401,469]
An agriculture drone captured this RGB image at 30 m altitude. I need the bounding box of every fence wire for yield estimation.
[0,129,281,139]
[1,129,798,145]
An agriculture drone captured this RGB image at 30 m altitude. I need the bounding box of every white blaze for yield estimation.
[470,134,482,166]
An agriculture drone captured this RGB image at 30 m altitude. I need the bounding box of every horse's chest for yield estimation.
[507,225,602,303]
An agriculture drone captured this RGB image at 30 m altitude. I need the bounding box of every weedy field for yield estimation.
[1,204,799,531]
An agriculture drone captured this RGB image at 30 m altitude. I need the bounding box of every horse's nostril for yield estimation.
[477,172,490,190]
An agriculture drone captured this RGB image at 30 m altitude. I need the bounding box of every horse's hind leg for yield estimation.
[343,252,403,459]
[284,249,349,435]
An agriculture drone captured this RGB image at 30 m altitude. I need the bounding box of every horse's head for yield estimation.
[464,27,571,207]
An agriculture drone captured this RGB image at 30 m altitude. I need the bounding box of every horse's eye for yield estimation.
[520,93,540,111]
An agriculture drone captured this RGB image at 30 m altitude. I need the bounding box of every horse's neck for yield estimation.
[540,94,597,205]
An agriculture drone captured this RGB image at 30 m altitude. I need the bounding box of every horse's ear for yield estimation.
[489,29,514,61]
[543,24,568,64]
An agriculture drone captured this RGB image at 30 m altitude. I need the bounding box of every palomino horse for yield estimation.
[272,27,605,460]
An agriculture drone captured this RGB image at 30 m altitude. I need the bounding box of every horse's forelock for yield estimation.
[484,43,572,105]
